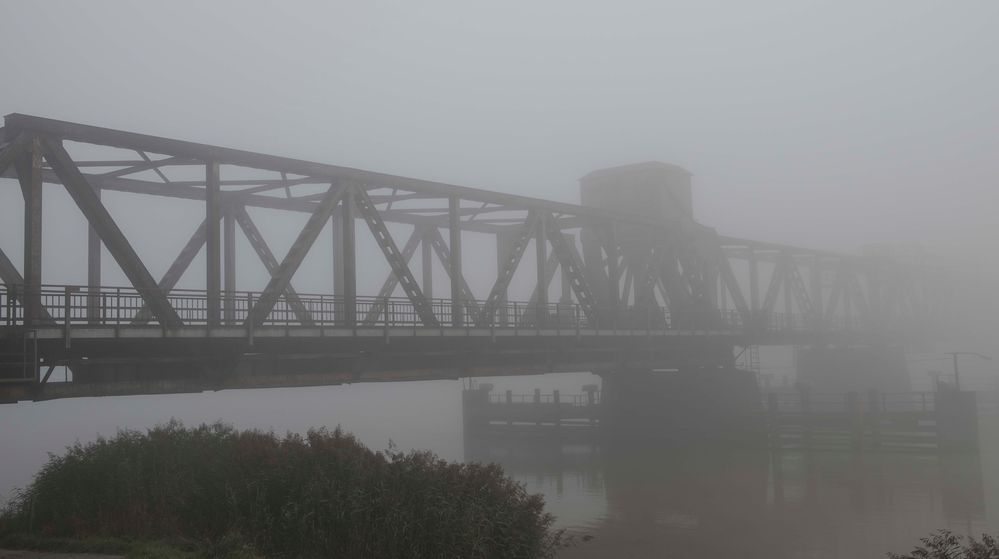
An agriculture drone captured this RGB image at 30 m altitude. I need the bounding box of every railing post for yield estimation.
[246,292,255,345]
[63,286,74,349]
[575,304,581,340]
[382,296,390,343]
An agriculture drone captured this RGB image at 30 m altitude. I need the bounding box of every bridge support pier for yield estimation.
[599,365,764,446]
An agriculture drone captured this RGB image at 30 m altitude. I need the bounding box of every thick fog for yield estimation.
[1,3,999,555]
[2,1,997,261]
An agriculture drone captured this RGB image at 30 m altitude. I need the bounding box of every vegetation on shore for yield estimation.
[889,530,999,559]
[0,421,562,558]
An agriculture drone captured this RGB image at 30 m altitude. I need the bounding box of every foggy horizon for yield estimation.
[3,1,997,265]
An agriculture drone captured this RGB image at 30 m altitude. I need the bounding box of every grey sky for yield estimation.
[2,0,997,264]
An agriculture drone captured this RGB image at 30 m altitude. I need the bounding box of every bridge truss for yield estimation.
[0,114,945,400]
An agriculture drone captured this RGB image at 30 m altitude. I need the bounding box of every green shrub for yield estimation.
[0,421,561,558]
[889,530,999,559]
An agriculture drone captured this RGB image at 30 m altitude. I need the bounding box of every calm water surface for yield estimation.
[1,372,996,559]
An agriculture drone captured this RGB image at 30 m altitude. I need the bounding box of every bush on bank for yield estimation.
[0,421,561,558]
[889,530,999,559]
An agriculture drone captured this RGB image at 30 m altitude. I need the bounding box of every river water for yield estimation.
[1,372,996,559]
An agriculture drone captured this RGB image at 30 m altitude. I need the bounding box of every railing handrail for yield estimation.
[0,282,875,334]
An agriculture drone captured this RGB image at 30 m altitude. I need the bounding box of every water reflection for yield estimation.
[0,379,994,559]
[467,433,992,558]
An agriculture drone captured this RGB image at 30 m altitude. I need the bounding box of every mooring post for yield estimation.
[62,286,76,349]
[553,389,561,427]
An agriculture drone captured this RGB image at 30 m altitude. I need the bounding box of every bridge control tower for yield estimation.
[578,162,764,444]
[580,161,694,224]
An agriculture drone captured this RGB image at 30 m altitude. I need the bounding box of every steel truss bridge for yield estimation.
[0,114,942,402]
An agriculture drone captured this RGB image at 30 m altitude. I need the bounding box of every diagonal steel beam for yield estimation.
[717,249,750,320]
[0,246,22,287]
[354,187,439,327]
[785,257,815,320]
[654,248,691,312]
[476,212,539,326]
[42,136,183,327]
[546,220,598,323]
[246,183,344,326]
[425,227,480,318]
[232,206,314,326]
[761,254,788,314]
[362,227,423,325]
[131,218,212,325]
[519,251,559,326]
[0,245,55,324]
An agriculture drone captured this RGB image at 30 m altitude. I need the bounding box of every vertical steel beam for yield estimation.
[425,227,480,316]
[495,232,514,326]
[87,185,101,324]
[535,213,548,326]
[206,162,221,327]
[748,249,759,313]
[223,205,236,324]
[422,228,434,298]
[15,137,43,326]
[341,185,356,328]
[605,225,620,312]
[449,195,463,327]
[331,208,343,296]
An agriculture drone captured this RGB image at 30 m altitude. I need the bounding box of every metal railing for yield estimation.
[1,283,858,334]
[766,390,937,414]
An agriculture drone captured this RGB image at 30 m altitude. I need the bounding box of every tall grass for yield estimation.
[0,421,560,558]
